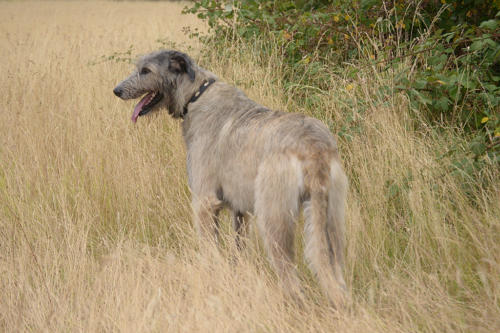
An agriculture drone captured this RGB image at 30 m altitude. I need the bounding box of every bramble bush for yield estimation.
[184,0,499,167]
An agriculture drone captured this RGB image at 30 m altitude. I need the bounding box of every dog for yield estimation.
[113,50,348,306]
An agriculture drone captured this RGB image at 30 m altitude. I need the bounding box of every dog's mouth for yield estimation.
[131,91,164,123]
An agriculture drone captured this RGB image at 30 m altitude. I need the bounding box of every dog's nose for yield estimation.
[113,87,122,97]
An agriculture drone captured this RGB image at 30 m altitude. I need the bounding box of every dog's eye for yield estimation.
[140,68,151,75]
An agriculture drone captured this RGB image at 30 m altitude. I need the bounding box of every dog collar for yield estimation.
[182,78,216,118]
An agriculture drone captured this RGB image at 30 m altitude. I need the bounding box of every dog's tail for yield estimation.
[303,157,348,308]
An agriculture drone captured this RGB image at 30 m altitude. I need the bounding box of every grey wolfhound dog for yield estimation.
[113,50,348,306]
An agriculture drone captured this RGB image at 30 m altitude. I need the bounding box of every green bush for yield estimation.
[184,0,499,163]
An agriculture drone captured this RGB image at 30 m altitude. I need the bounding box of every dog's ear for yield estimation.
[169,53,195,82]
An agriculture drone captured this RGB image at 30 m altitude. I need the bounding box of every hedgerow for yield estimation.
[184,0,499,168]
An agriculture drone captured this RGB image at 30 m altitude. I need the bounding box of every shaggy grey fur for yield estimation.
[114,50,348,307]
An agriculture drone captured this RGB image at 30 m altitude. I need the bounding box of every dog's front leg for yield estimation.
[191,194,223,242]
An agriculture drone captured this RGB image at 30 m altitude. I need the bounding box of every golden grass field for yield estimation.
[1,1,499,332]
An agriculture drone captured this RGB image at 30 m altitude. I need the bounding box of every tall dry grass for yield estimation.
[0,1,499,332]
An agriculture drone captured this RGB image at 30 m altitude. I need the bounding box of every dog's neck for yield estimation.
[169,67,217,118]
[181,79,216,118]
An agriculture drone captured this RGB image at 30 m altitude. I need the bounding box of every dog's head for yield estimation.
[113,50,195,122]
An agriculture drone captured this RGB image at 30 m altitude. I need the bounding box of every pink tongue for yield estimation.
[131,92,154,123]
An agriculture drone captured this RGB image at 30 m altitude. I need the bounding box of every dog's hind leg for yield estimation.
[233,211,249,250]
[255,154,303,296]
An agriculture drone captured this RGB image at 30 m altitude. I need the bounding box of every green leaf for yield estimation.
[361,0,379,11]
[410,89,432,105]
[434,96,450,112]
[484,84,498,93]
[479,19,498,30]
[414,79,427,90]
[428,54,447,66]
[470,40,485,51]
[448,85,460,100]
[484,37,498,48]
[445,32,456,43]
[470,141,487,156]
[461,78,477,90]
